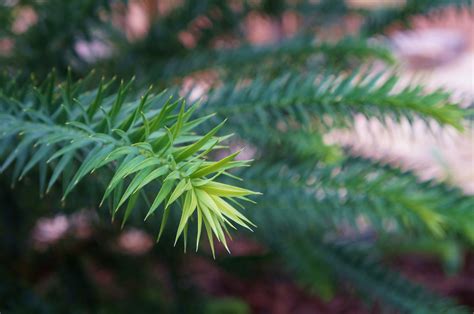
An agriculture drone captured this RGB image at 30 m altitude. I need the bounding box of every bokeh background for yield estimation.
[0,0,473,313]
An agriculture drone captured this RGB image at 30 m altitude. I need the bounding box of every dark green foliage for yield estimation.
[0,0,472,313]
[0,0,117,77]
[246,157,474,241]
[117,36,395,83]
[205,69,466,129]
[361,0,472,35]
[245,157,472,312]
[279,240,469,313]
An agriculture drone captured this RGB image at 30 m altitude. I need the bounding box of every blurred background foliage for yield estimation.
[0,0,473,313]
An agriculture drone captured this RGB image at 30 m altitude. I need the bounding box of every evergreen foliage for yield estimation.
[0,72,259,255]
[0,0,472,313]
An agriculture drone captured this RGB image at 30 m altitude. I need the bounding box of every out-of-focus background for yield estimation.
[0,0,473,313]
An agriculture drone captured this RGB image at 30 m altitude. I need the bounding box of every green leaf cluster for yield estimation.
[0,72,259,253]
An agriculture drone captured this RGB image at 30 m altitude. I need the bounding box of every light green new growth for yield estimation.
[0,71,260,255]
